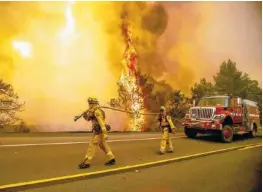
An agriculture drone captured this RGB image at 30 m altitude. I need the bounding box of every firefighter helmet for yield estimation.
[160,106,166,111]
[87,97,99,104]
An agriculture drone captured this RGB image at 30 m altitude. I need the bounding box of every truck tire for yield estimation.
[221,125,234,143]
[248,124,257,138]
[184,128,197,138]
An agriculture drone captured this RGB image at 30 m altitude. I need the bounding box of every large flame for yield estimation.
[6,2,122,131]
[60,1,75,38]
[118,17,144,131]
[12,40,32,58]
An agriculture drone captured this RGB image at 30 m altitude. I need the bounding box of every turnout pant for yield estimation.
[160,127,173,153]
[84,133,115,164]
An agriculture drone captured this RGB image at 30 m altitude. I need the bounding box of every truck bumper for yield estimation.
[184,121,222,132]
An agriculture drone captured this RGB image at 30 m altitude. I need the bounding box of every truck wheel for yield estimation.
[221,125,233,143]
[184,128,197,138]
[248,124,257,138]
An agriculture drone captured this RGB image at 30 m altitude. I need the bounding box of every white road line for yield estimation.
[0,136,186,148]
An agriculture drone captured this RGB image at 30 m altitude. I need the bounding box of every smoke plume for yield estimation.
[158,2,262,95]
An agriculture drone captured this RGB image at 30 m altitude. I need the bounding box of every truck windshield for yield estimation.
[197,97,228,107]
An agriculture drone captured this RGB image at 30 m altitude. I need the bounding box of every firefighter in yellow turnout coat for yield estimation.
[79,97,115,169]
[156,106,176,155]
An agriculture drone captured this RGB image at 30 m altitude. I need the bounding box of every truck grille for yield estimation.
[190,107,215,119]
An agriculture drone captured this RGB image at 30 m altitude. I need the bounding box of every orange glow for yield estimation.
[2,2,125,131]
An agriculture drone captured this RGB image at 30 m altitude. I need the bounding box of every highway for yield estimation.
[0,132,261,192]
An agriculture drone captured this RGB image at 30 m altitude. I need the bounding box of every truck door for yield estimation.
[242,103,249,128]
[229,97,243,124]
[235,97,243,123]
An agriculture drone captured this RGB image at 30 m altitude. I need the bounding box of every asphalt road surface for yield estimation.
[0,132,261,192]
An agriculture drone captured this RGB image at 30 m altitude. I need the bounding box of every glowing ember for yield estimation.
[12,40,32,58]
[118,14,145,131]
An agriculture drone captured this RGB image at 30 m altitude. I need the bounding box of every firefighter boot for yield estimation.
[105,158,116,166]
[78,162,90,169]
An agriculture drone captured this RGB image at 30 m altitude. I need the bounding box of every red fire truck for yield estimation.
[183,96,260,143]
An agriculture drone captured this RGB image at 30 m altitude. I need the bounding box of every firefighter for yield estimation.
[156,106,176,155]
[78,97,116,169]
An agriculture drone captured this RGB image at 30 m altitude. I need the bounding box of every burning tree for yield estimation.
[0,79,24,126]
[110,12,145,131]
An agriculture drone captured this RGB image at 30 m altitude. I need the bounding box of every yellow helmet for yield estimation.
[160,106,166,111]
[87,97,99,104]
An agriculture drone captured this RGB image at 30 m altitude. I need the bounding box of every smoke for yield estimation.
[0,2,261,131]
[157,1,262,95]
[0,2,163,131]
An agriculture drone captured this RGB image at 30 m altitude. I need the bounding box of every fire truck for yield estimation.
[183,96,260,143]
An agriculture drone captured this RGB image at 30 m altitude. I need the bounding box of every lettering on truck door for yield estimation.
[235,104,243,123]
[232,98,243,124]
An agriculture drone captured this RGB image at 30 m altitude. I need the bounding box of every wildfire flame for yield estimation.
[12,1,76,59]
[9,2,145,131]
[60,0,75,39]
[12,40,32,58]
[119,16,145,131]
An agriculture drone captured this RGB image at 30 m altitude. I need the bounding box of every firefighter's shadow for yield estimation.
[188,134,259,143]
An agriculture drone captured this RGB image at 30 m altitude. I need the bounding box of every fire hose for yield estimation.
[100,106,159,116]
[74,105,183,123]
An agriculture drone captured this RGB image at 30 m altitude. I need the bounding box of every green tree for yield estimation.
[168,90,190,119]
[191,78,215,102]
[239,74,261,100]
[239,76,262,124]
[0,79,25,126]
[213,59,247,95]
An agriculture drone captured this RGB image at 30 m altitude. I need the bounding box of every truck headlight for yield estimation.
[213,115,225,121]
